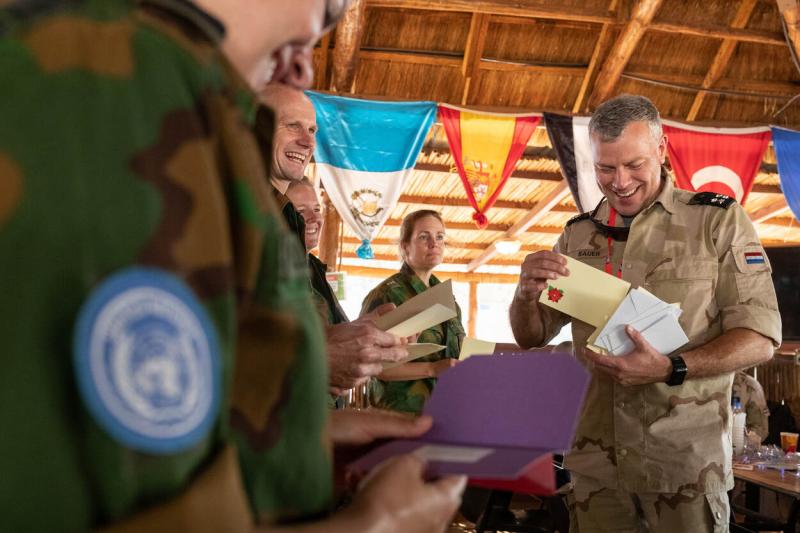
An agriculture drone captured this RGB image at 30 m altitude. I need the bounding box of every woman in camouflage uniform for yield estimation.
[360,210,465,414]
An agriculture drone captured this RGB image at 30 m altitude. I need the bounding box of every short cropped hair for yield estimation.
[589,94,662,143]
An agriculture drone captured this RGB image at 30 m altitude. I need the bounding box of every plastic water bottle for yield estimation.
[732,396,746,457]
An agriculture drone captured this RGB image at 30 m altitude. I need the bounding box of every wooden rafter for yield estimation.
[380,216,566,233]
[750,198,792,224]
[686,0,758,121]
[412,162,783,194]
[461,12,490,105]
[777,0,800,59]
[466,181,571,271]
[397,194,577,214]
[367,0,616,24]
[339,264,520,284]
[588,0,664,108]
[331,0,366,92]
[362,253,541,267]
[573,22,614,113]
[648,22,785,46]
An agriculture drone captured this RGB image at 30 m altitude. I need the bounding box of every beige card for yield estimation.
[374,280,458,337]
[458,337,497,360]
[382,343,446,369]
[538,254,630,327]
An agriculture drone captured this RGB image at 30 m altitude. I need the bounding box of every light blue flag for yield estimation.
[307,92,436,259]
[772,126,800,222]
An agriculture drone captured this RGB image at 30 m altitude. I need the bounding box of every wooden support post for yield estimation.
[331,0,366,93]
[319,190,342,269]
[468,281,478,337]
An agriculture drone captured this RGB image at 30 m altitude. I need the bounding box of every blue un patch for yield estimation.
[73,267,221,455]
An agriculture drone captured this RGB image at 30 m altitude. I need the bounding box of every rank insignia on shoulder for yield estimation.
[73,268,221,455]
[688,191,736,208]
[566,212,592,227]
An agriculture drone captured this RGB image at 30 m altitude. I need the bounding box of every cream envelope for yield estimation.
[383,343,446,369]
[375,280,458,337]
[538,255,630,327]
[459,337,497,360]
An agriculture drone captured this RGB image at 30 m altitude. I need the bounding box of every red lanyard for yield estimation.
[605,208,623,279]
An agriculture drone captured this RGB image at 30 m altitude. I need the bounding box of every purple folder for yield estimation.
[349,352,589,480]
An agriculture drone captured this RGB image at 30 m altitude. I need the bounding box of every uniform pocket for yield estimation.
[730,245,776,307]
[644,258,718,337]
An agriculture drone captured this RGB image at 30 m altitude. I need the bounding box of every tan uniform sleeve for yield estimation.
[714,203,782,347]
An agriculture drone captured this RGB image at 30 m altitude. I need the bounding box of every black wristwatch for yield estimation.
[665,355,688,386]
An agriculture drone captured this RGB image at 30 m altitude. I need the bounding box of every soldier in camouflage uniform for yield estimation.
[733,370,770,443]
[361,210,466,414]
[0,1,465,531]
[510,95,781,532]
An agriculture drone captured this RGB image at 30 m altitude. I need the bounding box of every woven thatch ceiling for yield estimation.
[310,0,800,275]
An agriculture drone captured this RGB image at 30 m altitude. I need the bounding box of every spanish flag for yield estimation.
[439,105,541,228]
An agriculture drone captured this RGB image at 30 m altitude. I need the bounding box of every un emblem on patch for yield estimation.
[73,268,220,454]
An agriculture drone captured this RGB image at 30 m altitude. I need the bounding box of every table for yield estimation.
[732,466,800,532]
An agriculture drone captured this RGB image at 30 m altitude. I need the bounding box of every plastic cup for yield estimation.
[781,432,799,453]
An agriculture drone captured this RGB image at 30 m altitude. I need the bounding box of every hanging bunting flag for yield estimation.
[307,92,437,259]
[771,126,800,221]
[662,121,770,205]
[439,104,540,228]
[544,113,604,213]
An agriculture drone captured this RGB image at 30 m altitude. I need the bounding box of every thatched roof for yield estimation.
[310,0,800,275]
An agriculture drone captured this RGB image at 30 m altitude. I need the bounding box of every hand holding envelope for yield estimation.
[537,254,689,360]
[374,280,458,367]
[591,287,688,356]
[538,255,630,327]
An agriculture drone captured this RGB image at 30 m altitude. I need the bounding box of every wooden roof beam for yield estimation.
[396,194,577,214]
[648,22,786,47]
[750,198,792,224]
[760,216,800,228]
[777,0,800,60]
[331,0,366,92]
[380,216,567,233]
[466,181,571,271]
[460,12,490,105]
[686,0,758,121]
[344,252,539,267]
[588,0,664,108]
[573,22,614,114]
[339,264,520,284]
[366,0,616,24]
[414,160,782,194]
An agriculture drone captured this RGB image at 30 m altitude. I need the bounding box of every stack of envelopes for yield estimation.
[538,254,689,356]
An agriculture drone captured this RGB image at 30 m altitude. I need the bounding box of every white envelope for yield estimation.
[618,313,689,356]
[593,287,688,356]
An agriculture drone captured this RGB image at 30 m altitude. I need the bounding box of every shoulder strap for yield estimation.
[688,191,736,209]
